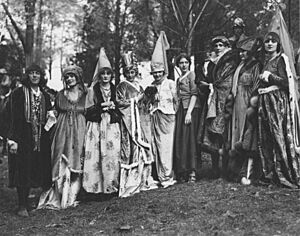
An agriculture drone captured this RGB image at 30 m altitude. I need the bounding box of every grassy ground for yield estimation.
[1,155,300,236]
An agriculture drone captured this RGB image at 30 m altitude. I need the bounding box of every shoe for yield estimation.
[188,175,196,183]
[17,207,29,217]
[161,179,177,188]
[241,177,251,185]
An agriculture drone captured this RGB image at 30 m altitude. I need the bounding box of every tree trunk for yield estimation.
[35,0,43,64]
[186,0,193,55]
[114,0,121,85]
[48,16,54,80]
[24,0,36,66]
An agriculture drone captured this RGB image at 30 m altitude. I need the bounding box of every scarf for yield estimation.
[23,86,46,151]
[231,62,244,97]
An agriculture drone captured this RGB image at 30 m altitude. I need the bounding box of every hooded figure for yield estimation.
[224,37,263,182]
[229,17,247,49]
[38,64,88,209]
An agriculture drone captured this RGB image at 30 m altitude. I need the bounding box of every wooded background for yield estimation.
[0,0,299,85]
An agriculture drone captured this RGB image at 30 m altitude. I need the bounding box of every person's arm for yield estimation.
[6,89,21,154]
[260,56,288,89]
[250,62,262,96]
[185,72,198,124]
[169,80,178,113]
[116,83,131,108]
[185,96,197,124]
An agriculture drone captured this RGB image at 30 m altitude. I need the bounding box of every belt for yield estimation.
[258,85,279,94]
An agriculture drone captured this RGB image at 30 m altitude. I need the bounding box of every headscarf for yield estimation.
[62,65,86,92]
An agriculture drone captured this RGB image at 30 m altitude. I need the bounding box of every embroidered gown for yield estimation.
[83,82,121,194]
[257,53,300,188]
[116,79,155,197]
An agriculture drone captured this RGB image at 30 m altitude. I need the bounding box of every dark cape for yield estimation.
[5,86,52,188]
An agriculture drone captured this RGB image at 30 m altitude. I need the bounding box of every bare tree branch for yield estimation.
[1,3,25,51]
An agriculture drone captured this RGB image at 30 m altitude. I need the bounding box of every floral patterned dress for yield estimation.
[83,82,121,194]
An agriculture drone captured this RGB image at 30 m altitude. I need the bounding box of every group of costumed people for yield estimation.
[1,14,300,218]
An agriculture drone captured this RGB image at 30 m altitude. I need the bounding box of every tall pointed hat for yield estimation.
[92,47,112,85]
[122,51,138,73]
[150,31,170,75]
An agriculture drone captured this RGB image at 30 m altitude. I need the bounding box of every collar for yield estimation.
[31,87,41,97]
[211,48,231,64]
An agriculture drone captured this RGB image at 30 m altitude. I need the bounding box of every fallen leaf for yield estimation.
[119,225,132,231]
[223,210,237,219]
[89,219,97,225]
[45,223,66,228]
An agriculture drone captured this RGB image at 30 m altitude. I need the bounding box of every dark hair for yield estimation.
[124,65,138,77]
[22,64,47,88]
[97,67,114,81]
[264,32,281,53]
[175,53,191,67]
[63,72,78,81]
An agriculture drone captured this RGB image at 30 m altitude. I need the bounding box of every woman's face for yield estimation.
[152,71,164,81]
[214,41,227,56]
[64,73,77,88]
[125,69,137,82]
[239,49,249,61]
[29,70,41,86]
[100,70,112,84]
[178,57,190,73]
[264,38,278,54]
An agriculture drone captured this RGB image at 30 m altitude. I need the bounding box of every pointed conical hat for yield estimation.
[151,31,170,74]
[91,47,112,85]
[98,47,111,70]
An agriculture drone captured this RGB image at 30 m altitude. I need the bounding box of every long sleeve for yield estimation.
[116,83,131,109]
[6,88,24,143]
[250,63,262,96]
[267,57,289,89]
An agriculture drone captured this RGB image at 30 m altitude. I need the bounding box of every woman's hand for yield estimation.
[184,112,192,125]
[108,101,116,110]
[102,101,115,111]
[8,140,18,154]
[137,93,144,102]
[259,71,271,82]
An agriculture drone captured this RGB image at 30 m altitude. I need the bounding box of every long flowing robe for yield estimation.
[5,86,52,189]
[199,50,238,152]
[116,80,155,197]
[226,59,261,178]
[83,82,121,194]
[257,53,300,188]
[150,77,176,187]
[38,90,87,209]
